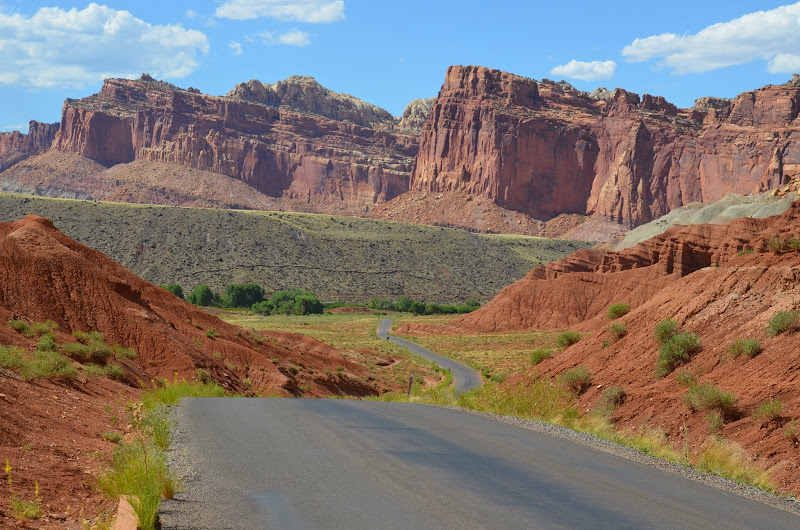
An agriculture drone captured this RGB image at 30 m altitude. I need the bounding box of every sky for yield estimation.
[1,1,799,131]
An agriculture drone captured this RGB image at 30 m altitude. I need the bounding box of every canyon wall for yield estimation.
[412,66,800,227]
[0,121,59,171]
[51,75,422,212]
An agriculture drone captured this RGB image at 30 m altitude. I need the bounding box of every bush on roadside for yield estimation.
[559,366,593,395]
[685,382,737,419]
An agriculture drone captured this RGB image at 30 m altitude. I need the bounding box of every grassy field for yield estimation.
[0,193,590,303]
[218,311,444,391]
[391,314,558,380]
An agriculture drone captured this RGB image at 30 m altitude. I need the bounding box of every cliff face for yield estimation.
[0,121,59,171]
[412,66,800,227]
[51,75,423,212]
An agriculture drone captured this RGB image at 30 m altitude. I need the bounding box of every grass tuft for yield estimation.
[654,318,679,344]
[752,398,784,424]
[8,320,33,338]
[559,366,593,395]
[656,332,701,378]
[766,310,799,337]
[530,347,553,365]
[556,331,581,349]
[685,382,737,420]
[607,302,630,320]
[608,322,627,339]
[696,437,774,491]
[727,338,763,359]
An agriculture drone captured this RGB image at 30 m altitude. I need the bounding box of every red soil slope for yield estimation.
[435,200,800,493]
[0,215,375,398]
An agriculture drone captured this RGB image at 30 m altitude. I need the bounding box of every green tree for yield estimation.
[295,293,323,315]
[188,284,217,307]
[395,296,414,312]
[160,284,184,299]
[223,283,265,308]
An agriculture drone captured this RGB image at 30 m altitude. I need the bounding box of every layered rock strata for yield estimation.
[51,75,425,212]
[412,65,800,227]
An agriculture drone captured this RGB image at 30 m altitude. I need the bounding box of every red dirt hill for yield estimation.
[0,215,374,398]
[426,200,800,494]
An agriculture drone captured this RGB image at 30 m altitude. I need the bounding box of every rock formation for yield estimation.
[455,198,800,332]
[412,65,800,228]
[397,98,436,130]
[0,121,59,171]
[49,74,427,213]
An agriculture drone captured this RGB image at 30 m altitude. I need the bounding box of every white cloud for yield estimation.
[768,53,800,74]
[622,2,800,74]
[216,0,344,23]
[550,59,616,81]
[1,123,28,132]
[258,29,312,46]
[229,41,244,55]
[0,3,209,89]
[278,29,311,46]
[185,9,198,18]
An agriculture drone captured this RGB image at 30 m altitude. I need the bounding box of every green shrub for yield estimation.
[101,432,123,443]
[8,320,33,338]
[654,318,679,344]
[112,345,137,360]
[222,283,265,308]
[194,368,211,383]
[728,338,763,359]
[31,321,58,335]
[36,333,56,352]
[106,365,125,381]
[685,382,737,419]
[607,303,630,320]
[206,329,219,339]
[187,284,218,306]
[82,363,108,378]
[766,310,799,337]
[599,385,626,410]
[65,331,112,364]
[160,284,184,299]
[789,237,800,252]
[767,236,785,253]
[556,331,581,349]
[656,332,701,378]
[530,347,553,365]
[675,370,697,388]
[609,322,627,339]
[737,247,755,256]
[753,398,784,423]
[559,366,593,394]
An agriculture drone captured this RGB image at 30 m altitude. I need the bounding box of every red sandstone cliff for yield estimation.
[412,66,800,227]
[49,75,420,212]
[0,121,59,171]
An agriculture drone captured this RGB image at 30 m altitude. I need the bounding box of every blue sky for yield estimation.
[1,1,799,131]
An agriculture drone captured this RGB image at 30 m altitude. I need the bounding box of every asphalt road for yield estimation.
[376,318,483,393]
[160,399,799,529]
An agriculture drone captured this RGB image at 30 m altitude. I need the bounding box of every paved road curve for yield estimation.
[376,318,483,393]
[160,399,799,529]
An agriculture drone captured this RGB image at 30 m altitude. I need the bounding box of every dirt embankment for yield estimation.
[419,200,800,494]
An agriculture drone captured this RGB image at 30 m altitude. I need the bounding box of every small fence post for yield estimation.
[407,372,414,400]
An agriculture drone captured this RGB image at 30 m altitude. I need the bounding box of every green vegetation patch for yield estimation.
[607,302,630,320]
[766,310,799,337]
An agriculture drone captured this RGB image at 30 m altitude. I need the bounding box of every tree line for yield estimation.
[160,284,481,316]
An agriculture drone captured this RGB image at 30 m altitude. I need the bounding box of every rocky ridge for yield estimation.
[0,121,59,171]
[48,74,429,213]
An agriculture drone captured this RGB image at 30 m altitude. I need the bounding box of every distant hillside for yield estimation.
[0,193,590,303]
